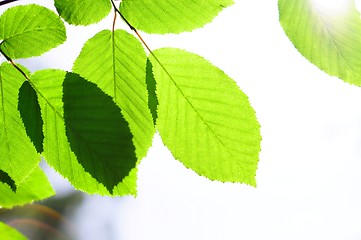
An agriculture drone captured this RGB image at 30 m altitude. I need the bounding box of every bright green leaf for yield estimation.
[0,222,27,240]
[54,0,111,26]
[119,0,234,34]
[0,4,66,59]
[30,70,137,196]
[0,63,40,185]
[63,72,137,193]
[0,166,55,209]
[279,0,361,86]
[73,30,155,160]
[150,48,261,186]
[18,81,44,153]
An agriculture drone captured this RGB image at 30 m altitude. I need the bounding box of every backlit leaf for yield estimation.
[30,70,137,196]
[0,63,40,185]
[119,0,234,34]
[55,0,111,26]
[0,167,55,209]
[0,222,27,240]
[150,48,261,185]
[279,0,361,86]
[0,4,66,59]
[73,30,155,160]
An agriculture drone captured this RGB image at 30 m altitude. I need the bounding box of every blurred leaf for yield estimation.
[63,72,137,193]
[279,0,361,86]
[119,0,234,34]
[150,48,261,185]
[18,81,44,153]
[0,63,40,185]
[0,167,55,209]
[0,4,66,59]
[0,222,27,240]
[55,0,111,26]
[73,30,155,160]
[30,70,137,196]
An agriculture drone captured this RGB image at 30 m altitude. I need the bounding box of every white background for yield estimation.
[3,0,361,239]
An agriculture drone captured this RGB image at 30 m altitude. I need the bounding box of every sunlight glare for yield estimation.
[311,0,353,16]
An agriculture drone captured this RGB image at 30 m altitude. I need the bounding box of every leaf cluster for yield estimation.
[0,0,261,214]
[2,0,361,238]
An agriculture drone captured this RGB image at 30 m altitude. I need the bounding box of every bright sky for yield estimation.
[3,0,361,239]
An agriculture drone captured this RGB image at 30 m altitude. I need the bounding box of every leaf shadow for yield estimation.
[18,81,44,153]
[146,59,158,126]
[63,73,137,194]
[0,169,16,192]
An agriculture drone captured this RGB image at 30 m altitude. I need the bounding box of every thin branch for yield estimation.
[0,48,29,80]
[0,0,22,6]
[110,0,176,85]
[110,0,153,54]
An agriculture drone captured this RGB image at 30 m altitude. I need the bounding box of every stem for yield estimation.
[0,47,29,80]
[110,0,175,85]
[110,0,153,54]
[0,0,21,6]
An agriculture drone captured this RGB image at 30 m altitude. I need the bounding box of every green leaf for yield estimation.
[0,166,55,209]
[0,170,16,192]
[30,70,137,196]
[63,72,137,193]
[0,222,27,240]
[0,63,40,185]
[54,0,111,26]
[18,81,44,153]
[279,0,361,86]
[119,0,234,34]
[0,4,66,59]
[149,48,261,186]
[73,30,155,160]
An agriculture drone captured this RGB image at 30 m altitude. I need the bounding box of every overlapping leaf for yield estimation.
[0,222,27,240]
[0,4,66,59]
[54,0,111,26]
[0,166,55,209]
[73,30,155,160]
[63,72,136,193]
[30,70,137,195]
[0,63,40,185]
[0,170,16,192]
[279,0,361,86]
[18,81,44,153]
[119,0,234,34]
[150,48,261,185]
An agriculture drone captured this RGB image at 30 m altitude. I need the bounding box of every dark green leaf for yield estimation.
[63,72,137,193]
[146,59,158,125]
[18,81,44,153]
[31,69,137,196]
